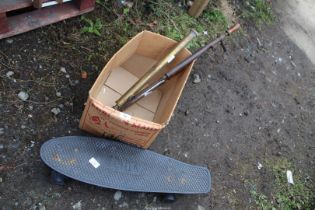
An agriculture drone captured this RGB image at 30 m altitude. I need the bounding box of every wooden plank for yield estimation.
[0,13,9,34]
[75,0,95,11]
[0,2,94,39]
[0,0,33,13]
[33,0,43,8]
[0,0,64,12]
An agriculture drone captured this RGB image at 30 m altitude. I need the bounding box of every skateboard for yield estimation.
[40,136,211,201]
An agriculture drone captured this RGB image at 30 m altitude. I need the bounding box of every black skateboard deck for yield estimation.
[40,136,211,194]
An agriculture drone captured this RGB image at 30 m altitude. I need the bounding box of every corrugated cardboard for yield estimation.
[79,31,194,148]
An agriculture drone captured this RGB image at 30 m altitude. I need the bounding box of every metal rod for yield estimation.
[118,24,240,111]
[114,30,198,109]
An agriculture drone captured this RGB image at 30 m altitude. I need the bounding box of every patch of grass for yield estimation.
[81,16,103,36]
[147,0,228,49]
[248,158,315,210]
[74,1,230,73]
[84,0,229,50]
[249,185,276,210]
[242,0,274,25]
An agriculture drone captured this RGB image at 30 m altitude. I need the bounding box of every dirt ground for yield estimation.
[0,1,315,210]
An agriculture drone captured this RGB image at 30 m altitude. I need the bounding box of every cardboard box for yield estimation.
[79,31,194,148]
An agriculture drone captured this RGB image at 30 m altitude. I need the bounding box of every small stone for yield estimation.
[185,110,189,116]
[51,108,61,116]
[56,92,61,97]
[114,191,122,201]
[0,144,4,149]
[72,201,82,210]
[6,39,13,44]
[18,91,29,101]
[39,205,46,210]
[193,74,201,84]
[81,71,88,79]
[75,80,79,84]
[187,1,193,7]
[278,57,283,63]
[30,141,35,147]
[28,114,33,118]
[9,141,20,150]
[257,37,262,47]
[65,74,70,78]
[118,202,128,208]
[184,152,189,158]
[257,162,263,170]
[0,128,4,135]
[198,205,205,210]
[0,177,2,183]
[6,71,14,77]
[60,67,67,73]
[207,74,212,79]
[21,125,26,129]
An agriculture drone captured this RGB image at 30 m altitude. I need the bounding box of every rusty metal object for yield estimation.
[0,0,95,39]
[114,30,198,109]
[118,24,241,111]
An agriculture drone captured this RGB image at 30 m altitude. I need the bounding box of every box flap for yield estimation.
[95,85,120,108]
[105,67,138,95]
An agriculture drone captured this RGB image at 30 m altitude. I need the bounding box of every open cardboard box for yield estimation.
[79,31,194,148]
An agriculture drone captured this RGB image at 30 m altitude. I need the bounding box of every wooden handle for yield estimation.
[227,23,240,34]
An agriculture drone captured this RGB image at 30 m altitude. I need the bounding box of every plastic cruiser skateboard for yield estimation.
[40,136,211,202]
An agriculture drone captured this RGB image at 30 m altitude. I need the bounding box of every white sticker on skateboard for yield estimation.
[89,157,100,168]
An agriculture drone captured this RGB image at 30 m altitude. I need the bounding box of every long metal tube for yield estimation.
[114,30,198,109]
[118,24,240,111]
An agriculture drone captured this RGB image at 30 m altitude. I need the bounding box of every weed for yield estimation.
[249,185,276,210]
[248,158,315,210]
[145,0,228,49]
[81,17,103,36]
[81,1,229,49]
[76,0,231,71]
[242,0,274,25]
